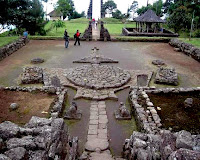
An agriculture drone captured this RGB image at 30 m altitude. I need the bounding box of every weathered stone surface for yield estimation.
[176,130,195,150]
[31,58,44,64]
[9,103,19,110]
[28,150,47,160]
[0,121,20,139]
[155,67,178,86]
[0,154,11,160]
[184,98,193,108]
[152,60,165,66]
[25,116,51,128]
[6,136,36,150]
[5,147,27,160]
[168,148,200,160]
[89,150,114,160]
[21,67,43,84]
[66,65,131,90]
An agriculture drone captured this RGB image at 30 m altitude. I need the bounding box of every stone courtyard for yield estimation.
[0,40,200,160]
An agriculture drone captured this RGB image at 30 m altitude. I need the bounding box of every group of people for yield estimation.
[64,29,81,48]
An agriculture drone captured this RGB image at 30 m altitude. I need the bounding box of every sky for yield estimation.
[43,0,161,14]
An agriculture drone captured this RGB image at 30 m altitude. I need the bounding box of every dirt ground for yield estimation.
[0,40,199,87]
[0,90,55,125]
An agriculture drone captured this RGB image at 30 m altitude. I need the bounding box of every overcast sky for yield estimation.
[44,0,161,14]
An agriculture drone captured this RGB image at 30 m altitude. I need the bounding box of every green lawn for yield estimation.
[104,23,136,36]
[45,18,89,37]
[179,38,200,48]
[0,36,19,48]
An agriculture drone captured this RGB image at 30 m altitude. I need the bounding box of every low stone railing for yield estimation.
[0,37,29,61]
[169,38,200,62]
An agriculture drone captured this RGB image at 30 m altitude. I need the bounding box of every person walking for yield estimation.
[64,29,69,48]
[74,30,81,46]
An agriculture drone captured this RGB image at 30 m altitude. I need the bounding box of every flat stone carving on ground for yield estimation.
[31,58,44,64]
[9,103,19,111]
[64,101,82,120]
[73,47,118,64]
[115,102,131,120]
[155,67,178,86]
[152,60,165,66]
[21,67,43,84]
[66,65,131,90]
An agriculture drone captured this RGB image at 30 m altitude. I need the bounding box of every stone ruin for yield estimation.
[100,21,111,41]
[115,102,131,120]
[82,21,92,41]
[0,37,29,62]
[21,67,43,84]
[73,47,118,64]
[64,101,82,120]
[0,116,78,160]
[65,65,131,90]
[155,67,178,86]
[123,130,200,160]
[31,58,44,64]
[152,60,165,66]
[169,39,200,62]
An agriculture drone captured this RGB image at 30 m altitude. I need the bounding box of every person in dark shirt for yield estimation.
[74,30,81,46]
[64,29,69,48]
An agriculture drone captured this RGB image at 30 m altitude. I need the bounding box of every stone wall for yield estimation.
[0,116,78,160]
[100,21,111,41]
[169,39,200,62]
[125,86,200,159]
[82,21,92,41]
[123,130,200,160]
[0,37,29,61]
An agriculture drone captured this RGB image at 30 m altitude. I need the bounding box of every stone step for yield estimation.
[89,150,114,160]
[85,138,109,151]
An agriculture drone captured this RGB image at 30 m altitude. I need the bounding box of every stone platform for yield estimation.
[43,68,152,101]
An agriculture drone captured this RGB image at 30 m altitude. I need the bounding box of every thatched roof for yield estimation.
[48,10,62,17]
[135,9,165,23]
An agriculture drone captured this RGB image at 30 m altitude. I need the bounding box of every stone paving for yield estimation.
[85,101,114,159]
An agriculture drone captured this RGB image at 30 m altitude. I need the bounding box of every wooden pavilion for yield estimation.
[122,9,178,37]
[134,9,165,33]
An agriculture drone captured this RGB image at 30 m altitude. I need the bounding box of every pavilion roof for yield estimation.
[48,10,62,17]
[135,9,165,23]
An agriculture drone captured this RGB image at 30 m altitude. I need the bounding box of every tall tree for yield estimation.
[103,0,117,16]
[128,1,138,18]
[56,0,74,20]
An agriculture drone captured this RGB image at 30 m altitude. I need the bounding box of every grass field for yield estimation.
[0,36,19,48]
[45,18,89,37]
[101,18,136,36]
[179,38,200,48]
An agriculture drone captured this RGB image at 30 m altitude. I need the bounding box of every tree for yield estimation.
[129,1,138,18]
[103,0,117,16]
[56,0,74,20]
[137,0,163,16]
[52,20,65,32]
[112,9,123,19]
[0,0,45,35]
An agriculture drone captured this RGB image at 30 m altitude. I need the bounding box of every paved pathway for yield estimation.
[92,24,100,41]
[85,101,114,160]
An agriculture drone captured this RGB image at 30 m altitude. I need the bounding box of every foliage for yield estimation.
[52,20,65,32]
[70,11,85,19]
[164,0,200,33]
[128,1,138,18]
[137,0,163,16]
[112,10,123,19]
[56,0,74,20]
[0,0,46,35]
[103,0,117,15]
